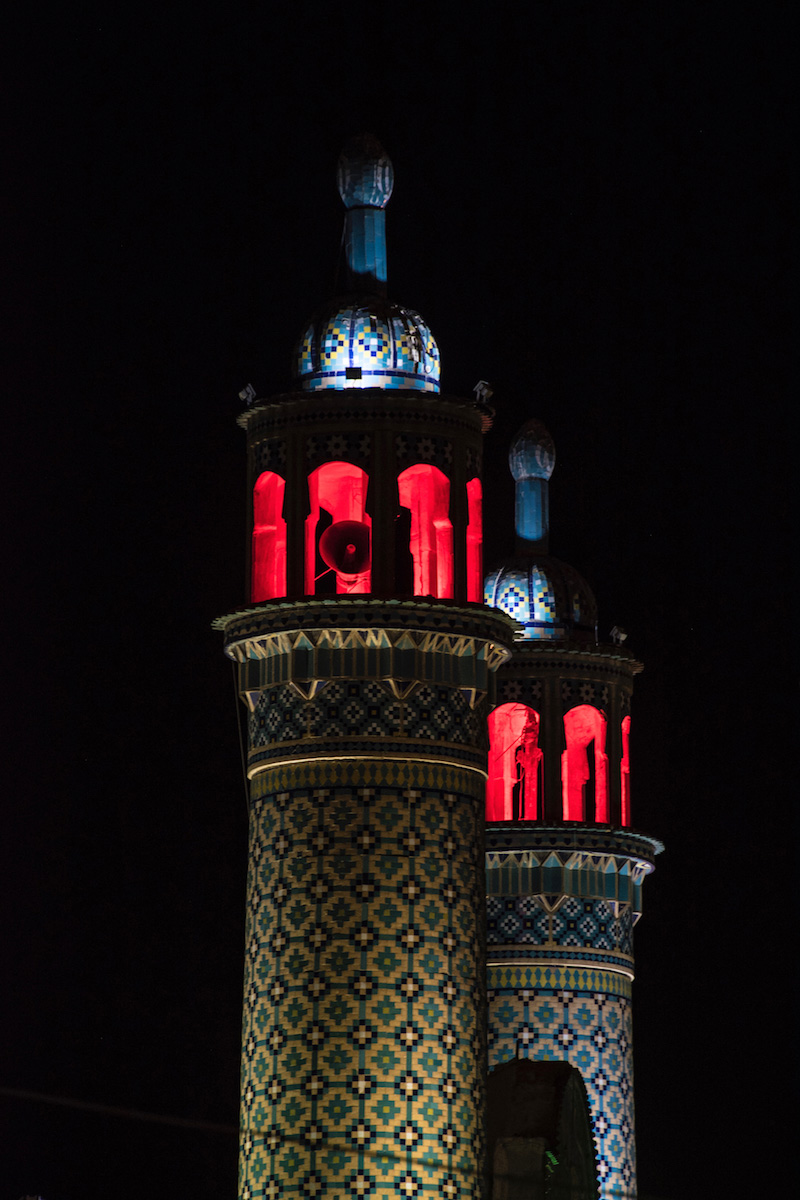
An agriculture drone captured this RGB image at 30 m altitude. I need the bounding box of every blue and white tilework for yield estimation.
[239,771,486,1199]
[486,975,636,1200]
[295,304,440,393]
[487,881,638,1199]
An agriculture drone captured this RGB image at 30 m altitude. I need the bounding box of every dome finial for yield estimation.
[292,141,440,393]
[336,135,394,295]
[336,134,394,209]
[509,419,555,552]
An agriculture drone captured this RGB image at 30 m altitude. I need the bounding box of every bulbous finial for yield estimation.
[509,419,556,482]
[337,134,394,209]
[508,419,555,550]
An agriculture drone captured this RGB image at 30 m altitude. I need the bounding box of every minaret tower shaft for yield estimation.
[483,421,662,1200]
[216,139,513,1200]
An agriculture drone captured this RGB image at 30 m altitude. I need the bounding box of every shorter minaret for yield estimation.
[484,420,662,1200]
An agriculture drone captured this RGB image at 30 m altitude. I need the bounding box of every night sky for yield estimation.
[4,5,792,1198]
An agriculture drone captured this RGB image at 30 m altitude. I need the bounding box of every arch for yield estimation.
[466,477,483,602]
[251,471,287,602]
[620,715,631,827]
[561,705,609,823]
[487,703,542,821]
[305,462,371,594]
[397,464,454,599]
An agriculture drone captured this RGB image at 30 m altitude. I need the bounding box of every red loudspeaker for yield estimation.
[319,520,371,577]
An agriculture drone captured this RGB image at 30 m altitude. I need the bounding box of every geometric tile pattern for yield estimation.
[249,680,483,759]
[486,896,633,958]
[493,571,530,622]
[496,677,543,707]
[394,434,453,472]
[464,445,481,477]
[561,678,610,712]
[486,983,636,1200]
[295,303,440,393]
[483,557,599,640]
[305,432,372,470]
[529,566,557,624]
[252,438,287,474]
[486,862,640,1199]
[240,767,486,1199]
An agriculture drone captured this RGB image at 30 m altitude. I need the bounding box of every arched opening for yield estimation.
[305,462,371,594]
[487,703,542,821]
[466,477,483,602]
[251,471,287,602]
[620,715,631,827]
[561,705,609,823]
[397,464,454,599]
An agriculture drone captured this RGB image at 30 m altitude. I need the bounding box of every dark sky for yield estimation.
[3,5,792,1198]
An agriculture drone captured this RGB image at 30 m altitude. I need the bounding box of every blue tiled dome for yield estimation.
[294,298,440,393]
[484,555,597,641]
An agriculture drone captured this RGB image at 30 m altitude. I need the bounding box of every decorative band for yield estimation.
[248,743,487,777]
[250,757,487,798]
[487,963,633,996]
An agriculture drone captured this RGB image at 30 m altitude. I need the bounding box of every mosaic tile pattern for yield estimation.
[249,681,483,759]
[530,567,557,624]
[561,679,610,712]
[240,770,486,1199]
[496,677,543,707]
[394,434,453,472]
[295,303,440,393]
[305,432,372,469]
[487,896,633,958]
[492,571,530,622]
[252,439,287,474]
[486,980,636,1200]
[464,446,481,477]
[483,557,599,640]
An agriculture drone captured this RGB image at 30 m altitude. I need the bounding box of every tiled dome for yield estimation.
[294,298,440,393]
[484,554,597,641]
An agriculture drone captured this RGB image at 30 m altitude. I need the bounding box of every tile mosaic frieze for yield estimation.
[248,680,484,757]
[487,895,634,958]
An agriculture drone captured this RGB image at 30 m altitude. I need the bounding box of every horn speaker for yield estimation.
[319,520,371,577]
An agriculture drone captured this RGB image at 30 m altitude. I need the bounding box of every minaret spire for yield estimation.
[509,418,555,554]
[336,133,394,296]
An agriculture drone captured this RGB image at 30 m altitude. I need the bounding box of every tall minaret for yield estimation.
[483,420,662,1200]
[216,138,512,1200]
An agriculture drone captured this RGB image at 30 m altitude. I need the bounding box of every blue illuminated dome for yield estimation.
[294,299,440,392]
[484,555,597,641]
[293,136,440,394]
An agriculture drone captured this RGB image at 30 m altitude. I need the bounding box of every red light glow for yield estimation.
[486,703,542,821]
[305,462,372,594]
[562,705,609,822]
[251,472,287,601]
[397,464,454,599]
[466,477,483,602]
[621,715,631,827]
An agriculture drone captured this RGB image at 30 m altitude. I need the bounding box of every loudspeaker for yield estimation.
[319,520,371,577]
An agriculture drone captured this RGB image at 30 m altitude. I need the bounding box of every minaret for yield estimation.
[216,138,513,1200]
[483,420,662,1200]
